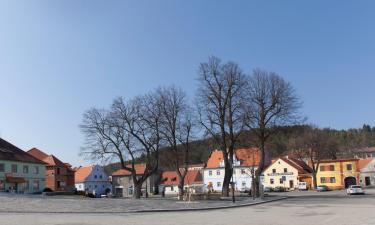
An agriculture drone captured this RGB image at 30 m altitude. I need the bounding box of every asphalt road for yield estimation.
[0,189,374,225]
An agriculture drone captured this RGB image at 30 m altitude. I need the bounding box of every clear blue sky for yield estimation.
[0,1,374,166]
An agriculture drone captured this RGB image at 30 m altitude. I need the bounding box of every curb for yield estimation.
[0,197,288,214]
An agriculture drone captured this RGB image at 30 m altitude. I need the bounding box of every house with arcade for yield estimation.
[27,148,75,192]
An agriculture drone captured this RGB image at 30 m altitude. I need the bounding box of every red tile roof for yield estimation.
[27,148,68,167]
[160,170,203,186]
[358,158,374,170]
[74,166,94,183]
[206,148,261,169]
[112,164,146,176]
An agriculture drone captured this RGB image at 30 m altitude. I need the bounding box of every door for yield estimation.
[365,177,371,186]
[344,177,356,188]
[289,180,294,189]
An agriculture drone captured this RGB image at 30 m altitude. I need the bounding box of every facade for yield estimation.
[111,164,160,197]
[358,158,375,187]
[203,148,266,192]
[159,170,204,195]
[0,138,46,193]
[27,148,75,192]
[315,159,360,189]
[74,165,111,196]
[263,157,312,190]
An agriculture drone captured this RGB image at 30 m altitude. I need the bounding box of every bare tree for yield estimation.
[196,56,247,196]
[289,127,338,189]
[157,86,193,200]
[245,69,302,197]
[80,94,162,199]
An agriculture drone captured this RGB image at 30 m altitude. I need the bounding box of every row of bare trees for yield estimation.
[80,56,301,199]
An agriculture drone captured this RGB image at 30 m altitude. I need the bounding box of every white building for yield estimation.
[74,165,111,196]
[203,148,264,192]
[359,158,375,187]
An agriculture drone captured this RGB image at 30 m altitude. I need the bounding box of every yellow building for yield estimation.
[315,159,360,189]
[263,157,312,190]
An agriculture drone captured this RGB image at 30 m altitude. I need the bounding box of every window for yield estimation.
[23,165,29,174]
[209,170,212,176]
[25,180,29,191]
[279,178,283,184]
[284,168,288,173]
[270,179,274,184]
[216,170,220,176]
[33,180,39,191]
[320,177,326,184]
[217,182,221,187]
[34,166,39,174]
[99,175,103,179]
[330,177,336,183]
[272,169,276,173]
[320,166,325,171]
[94,175,98,179]
[11,164,17,173]
[242,181,246,187]
[346,164,352,171]
[329,165,335,171]
[0,164,4,172]
[57,168,60,175]
[171,186,174,191]
[241,169,245,175]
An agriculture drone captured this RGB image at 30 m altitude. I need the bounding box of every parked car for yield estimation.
[274,186,286,192]
[346,185,365,195]
[316,185,330,192]
[298,182,309,191]
[264,187,274,192]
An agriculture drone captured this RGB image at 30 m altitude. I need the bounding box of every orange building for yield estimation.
[315,159,360,190]
[28,148,75,192]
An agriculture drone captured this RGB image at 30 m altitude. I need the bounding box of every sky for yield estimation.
[0,1,374,166]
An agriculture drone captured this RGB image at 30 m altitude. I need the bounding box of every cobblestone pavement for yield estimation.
[0,193,279,213]
[0,189,374,225]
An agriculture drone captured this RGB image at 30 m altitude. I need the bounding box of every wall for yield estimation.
[263,159,300,190]
[203,167,254,192]
[316,160,359,189]
[0,160,45,193]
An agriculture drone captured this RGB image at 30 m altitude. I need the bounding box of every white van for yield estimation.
[298,182,308,190]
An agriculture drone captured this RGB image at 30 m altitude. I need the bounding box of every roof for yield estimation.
[358,158,374,170]
[352,147,375,153]
[112,164,146,176]
[205,148,260,169]
[319,158,359,163]
[28,148,67,167]
[160,170,203,186]
[0,138,46,164]
[281,157,312,174]
[74,166,94,183]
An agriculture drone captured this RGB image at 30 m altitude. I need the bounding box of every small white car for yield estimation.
[346,185,365,195]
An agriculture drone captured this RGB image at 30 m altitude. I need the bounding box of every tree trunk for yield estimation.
[133,183,142,199]
[222,165,232,197]
[312,172,318,189]
[255,138,266,197]
[178,181,184,200]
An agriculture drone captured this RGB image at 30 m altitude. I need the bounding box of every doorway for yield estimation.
[344,177,356,188]
[365,177,371,186]
[289,180,294,189]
